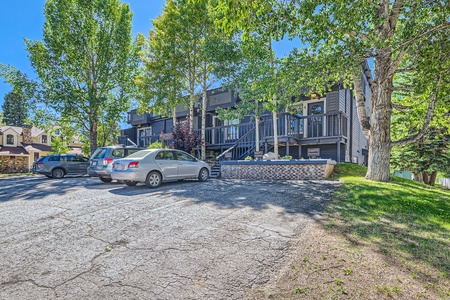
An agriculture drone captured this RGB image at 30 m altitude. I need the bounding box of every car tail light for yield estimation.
[128,161,139,168]
[112,162,115,168]
[36,162,43,168]
[103,158,113,166]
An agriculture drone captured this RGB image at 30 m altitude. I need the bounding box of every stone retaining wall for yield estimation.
[0,156,28,174]
[221,160,336,180]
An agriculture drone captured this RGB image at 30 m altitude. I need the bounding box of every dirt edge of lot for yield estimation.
[246,215,447,300]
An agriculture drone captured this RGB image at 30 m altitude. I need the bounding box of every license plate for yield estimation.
[91,161,97,166]
[116,164,125,170]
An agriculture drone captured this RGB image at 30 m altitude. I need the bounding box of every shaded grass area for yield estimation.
[0,173,35,178]
[327,163,450,297]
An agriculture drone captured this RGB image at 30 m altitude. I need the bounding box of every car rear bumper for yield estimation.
[87,166,111,178]
[111,171,144,182]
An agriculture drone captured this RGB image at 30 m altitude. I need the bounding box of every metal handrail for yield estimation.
[216,126,256,161]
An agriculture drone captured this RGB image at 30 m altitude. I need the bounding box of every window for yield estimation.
[6,134,14,145]
[111,149,125,158]
[224,119,239,140]
[42,135,48,144]
[176,152,195,162]
[48,156,60,162]
[155,151,175,160]
[126,149,142,156]
[92,148,107,159]
[74,156,88,162]
[54,129,61,135]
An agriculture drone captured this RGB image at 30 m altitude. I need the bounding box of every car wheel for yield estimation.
[198,168,209,182]
[145,171,162,188]
[125,181,138,186]
[99,177,113,183]
[52,168,65,179]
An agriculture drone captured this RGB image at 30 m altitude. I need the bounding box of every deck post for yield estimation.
[337,142,341,163]
[299,144,302,159]
[286,140,290,157]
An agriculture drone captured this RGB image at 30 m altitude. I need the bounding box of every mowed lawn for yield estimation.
[250,163,450,299]
[327,164,450,298]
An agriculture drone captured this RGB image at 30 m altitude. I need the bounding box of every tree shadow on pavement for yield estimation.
[107,179,341,217]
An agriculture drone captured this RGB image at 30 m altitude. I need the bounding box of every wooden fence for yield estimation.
[439,178,450,188]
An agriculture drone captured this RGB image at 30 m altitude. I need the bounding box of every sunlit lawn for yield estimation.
[328,163,450,297]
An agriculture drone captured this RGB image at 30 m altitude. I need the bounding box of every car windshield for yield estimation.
[125,149,154,159]
[91,147,107,159]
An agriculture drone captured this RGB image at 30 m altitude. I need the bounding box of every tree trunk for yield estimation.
[365,56,393,182]
[201,92,207,160]
[172,107,177,129]
[189,84,195,132]
[272,109,278,158]
[90,116,98,155]
[255,117,260,152]
[429,171,437,186]
[423,172,430,185]
[413,173,423,182]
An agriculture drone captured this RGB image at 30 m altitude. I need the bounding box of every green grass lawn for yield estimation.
[0,173,35,178]
[329,163,450,297]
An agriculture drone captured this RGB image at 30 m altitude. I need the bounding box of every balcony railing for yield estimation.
[125,112,348,150]
[193,122,256,146]
[262,112,348,139]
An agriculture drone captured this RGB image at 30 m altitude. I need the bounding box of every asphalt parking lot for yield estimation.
[0,176,339,299]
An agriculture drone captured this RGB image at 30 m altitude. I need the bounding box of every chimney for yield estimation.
[22,124,33,144]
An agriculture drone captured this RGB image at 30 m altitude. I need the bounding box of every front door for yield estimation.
[308,102,324,138]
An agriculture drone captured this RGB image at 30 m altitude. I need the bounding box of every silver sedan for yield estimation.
[111,149,210,188]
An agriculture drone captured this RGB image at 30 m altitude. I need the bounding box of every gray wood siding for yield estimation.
[326,91,339,113]
[152,120,165,135]
[300,144,345,162]
[349,72,371,165]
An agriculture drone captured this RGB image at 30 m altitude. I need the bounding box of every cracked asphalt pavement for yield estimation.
[0,176,339,299]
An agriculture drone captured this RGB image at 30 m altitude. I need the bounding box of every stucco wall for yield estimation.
[221,160,336,180]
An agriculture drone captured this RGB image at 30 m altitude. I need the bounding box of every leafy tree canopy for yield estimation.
[24,0,140,154]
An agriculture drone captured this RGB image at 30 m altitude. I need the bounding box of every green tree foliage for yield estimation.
[206,0,450,182]
[25,0,140,154]
[138,0,238,159]
[136,0,186,124]
[390,70,450,186]
[391,131,450,186]
[137,0,206,132]
[2,91,28,126]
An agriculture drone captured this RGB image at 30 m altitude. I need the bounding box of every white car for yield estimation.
[111,149,210,188]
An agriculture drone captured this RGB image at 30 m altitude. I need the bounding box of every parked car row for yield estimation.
[32,145,210,188]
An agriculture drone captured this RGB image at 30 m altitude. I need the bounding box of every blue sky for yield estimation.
[0,0,296,113]
[0,0,166,111]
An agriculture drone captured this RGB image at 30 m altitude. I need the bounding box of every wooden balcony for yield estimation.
[123,112,348,152]
[194,112,348,147]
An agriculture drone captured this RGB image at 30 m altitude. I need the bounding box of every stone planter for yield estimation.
[220,159,336,180]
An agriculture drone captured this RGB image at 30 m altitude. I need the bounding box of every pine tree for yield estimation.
[2,91,28,126]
